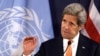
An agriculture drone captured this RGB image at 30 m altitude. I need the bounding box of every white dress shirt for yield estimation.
[23,54,32,56]
[63,32,80,56]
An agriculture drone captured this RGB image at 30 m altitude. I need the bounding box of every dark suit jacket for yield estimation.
[35,34,100,56]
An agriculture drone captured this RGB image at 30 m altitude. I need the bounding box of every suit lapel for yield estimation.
[57,37,64,56]
[76,34,90,56]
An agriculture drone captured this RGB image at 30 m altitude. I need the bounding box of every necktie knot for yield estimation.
[68,40,73,45]
[68,41,72,45]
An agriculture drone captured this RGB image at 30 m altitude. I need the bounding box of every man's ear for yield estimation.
[79,24,84,31]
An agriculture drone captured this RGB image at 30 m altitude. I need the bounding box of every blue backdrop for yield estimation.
[0,0,54,56]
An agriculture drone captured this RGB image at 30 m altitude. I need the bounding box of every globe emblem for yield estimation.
[0,7,53,56]
[0,19,36,56]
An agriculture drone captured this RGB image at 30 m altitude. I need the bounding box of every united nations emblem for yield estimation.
[0,6,53,56]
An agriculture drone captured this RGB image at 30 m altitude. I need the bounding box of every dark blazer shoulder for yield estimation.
[35,37,63,56]
[45,37,62,42]
[80,33,99,45]
[42,37,63,48]
[76,33,100,56]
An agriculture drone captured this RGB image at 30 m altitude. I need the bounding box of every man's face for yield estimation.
[61,14,83,39]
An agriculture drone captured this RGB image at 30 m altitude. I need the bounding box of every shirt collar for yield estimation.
[63,32,80,56]
[63,32,80,44]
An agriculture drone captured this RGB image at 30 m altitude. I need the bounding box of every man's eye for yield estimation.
[62,19,66,22]
[62,19,65,21]
[69,22,75,26]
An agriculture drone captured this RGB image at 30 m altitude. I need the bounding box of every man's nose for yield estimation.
[64,23,69,29]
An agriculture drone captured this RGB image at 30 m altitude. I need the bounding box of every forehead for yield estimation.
[63,14,78,22]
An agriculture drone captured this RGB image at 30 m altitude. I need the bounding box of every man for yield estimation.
[23,3,100,56]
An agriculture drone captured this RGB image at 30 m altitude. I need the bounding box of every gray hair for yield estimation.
[62,3,87,26]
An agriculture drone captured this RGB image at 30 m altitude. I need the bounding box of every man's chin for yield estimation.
[62,35,72,39]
